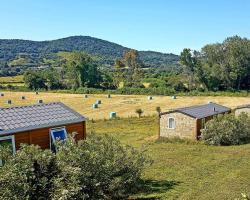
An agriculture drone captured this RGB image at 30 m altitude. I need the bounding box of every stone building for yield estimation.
[159,102,230,140]
[234,104,250,116]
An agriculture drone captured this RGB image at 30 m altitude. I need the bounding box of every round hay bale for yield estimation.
[38,99,43,104]
[172,95,177,99]
[36,91,39,95]
[84,94,88,98]
[148,96,153,100]
[0,93,4,97]
[96,100,101,104]
[107,94,111,98]
[109,112,117,119]
[7,100,11,104]
[92,103,98,109]
[21,96,26,100]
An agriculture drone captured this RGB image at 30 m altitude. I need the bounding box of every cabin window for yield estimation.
[168,117,175,129]
[0,135,16,166]
[50,127,68,152]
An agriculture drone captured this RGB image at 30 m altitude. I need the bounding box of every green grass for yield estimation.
[87,116,250,200]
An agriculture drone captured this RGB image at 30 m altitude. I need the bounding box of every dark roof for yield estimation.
[161,102,230,119]
[0,102,86,136]
[235,104,250,109]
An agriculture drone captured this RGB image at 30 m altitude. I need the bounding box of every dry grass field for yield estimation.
[0,75,24,83]
[0,91,250,119]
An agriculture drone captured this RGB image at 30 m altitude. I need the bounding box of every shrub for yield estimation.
[156,106,161,115]
[201,113,250,145]
[0,145,57,199]
[135,108,144,118]
[0,134,151,200]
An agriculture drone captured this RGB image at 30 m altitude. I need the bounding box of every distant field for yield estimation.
[88,117,250,199]
[0,91,250,119]
[0,75,24,83]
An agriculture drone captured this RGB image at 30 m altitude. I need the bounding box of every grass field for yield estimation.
[0,91,250,120]
[0,91,250,199]
[0,75,25,87]
[88,117,250,200]
[0,75,24,83]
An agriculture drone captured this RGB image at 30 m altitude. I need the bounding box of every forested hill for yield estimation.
[0,36,179,68]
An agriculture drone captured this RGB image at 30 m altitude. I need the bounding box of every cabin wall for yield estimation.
[160,112,197,140]
[14,121,86,150]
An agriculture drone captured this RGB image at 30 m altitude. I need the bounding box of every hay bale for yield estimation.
[21,96,26,100]
[0,93,4,97]
[92,103,98,109]
[172,96,177,99]
[38,99,43,104]
[36,91,39,95]
[7,100,11,105]
[96,100,101,104]
[84,94,88,98]
[109,112,117,119]
[148,96,153,100]
[107,94,111,98]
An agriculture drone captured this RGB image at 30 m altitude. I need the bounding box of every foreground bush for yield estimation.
[0,134,151,200]
[201,113,250,145]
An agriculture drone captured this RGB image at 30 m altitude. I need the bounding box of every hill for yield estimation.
[0,36,179,68]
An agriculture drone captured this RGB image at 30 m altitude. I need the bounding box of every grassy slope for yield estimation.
[88,117,250,200]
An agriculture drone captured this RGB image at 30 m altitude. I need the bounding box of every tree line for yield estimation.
[180,36,250,91]
[22,35,250,92]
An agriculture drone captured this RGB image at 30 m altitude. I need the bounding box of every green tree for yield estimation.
[23,71,46,90]
[135,108,144,118]
[62,52,102,89]
[42,68,62,90]
[156,106,161,115]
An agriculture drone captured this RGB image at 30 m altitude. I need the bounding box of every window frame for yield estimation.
[0,135,16,166]
[49,127,68,150]
[167,117,176,129]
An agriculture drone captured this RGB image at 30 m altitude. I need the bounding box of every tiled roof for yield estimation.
[161,102,230,119]
[0,102,85,135]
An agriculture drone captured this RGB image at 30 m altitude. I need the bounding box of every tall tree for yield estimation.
[62,52,102,89]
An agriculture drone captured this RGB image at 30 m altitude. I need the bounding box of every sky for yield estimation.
[1,0,250,54]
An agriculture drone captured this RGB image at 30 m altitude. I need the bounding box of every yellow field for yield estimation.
[0,75,24,83]
[0,91,250,120]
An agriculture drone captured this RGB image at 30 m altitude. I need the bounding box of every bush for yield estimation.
[201,113,250,145]
[0,134,151,200]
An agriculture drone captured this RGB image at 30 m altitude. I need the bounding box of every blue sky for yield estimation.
[1,0,250,54]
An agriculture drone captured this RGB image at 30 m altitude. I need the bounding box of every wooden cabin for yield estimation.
[159,102,230,140]
[0,102,86,158]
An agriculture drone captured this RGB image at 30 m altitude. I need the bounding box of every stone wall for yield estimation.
[160,112,197,140]
[235,107,250,116]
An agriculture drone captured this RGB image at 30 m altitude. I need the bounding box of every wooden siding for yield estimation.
[14,122,86,150]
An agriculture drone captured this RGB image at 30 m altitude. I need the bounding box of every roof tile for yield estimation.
[0,102,85,135]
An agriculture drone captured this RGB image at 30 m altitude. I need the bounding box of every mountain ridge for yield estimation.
[0,36,179,68]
